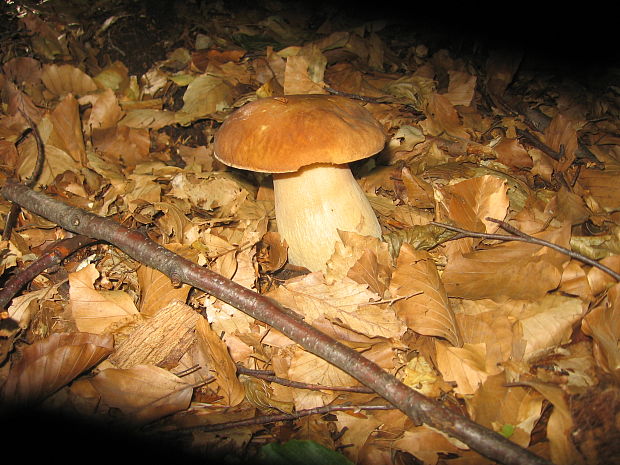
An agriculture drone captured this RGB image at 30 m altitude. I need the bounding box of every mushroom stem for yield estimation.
[273,163,381,272]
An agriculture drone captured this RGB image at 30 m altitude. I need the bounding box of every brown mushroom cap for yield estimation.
[213,94,386,173]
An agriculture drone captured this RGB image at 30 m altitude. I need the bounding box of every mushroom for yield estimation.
[213,94,385,272]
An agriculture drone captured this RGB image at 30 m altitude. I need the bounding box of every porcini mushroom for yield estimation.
[213,94,385,272]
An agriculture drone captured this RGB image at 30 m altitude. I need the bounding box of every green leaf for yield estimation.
[258,440,353,465]
[500,424,515,438]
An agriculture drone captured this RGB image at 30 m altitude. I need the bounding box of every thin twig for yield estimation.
[2,109,45,241]
[170,404,395,434]
[0,182,552,465]
[0,234,97,310]
[430,218,620,281]
[236,366,374,393]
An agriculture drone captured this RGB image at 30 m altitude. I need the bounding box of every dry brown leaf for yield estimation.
[17,125,82,186]
[435,341,501,395]
[437,174,509,258]
[119,109,177,129]
[401,166,435,208]
[559,260,593,301]
[195,317,245,407]
[6,284,60,330]
[69,264,141,334]
[177,74,233,124]
[444,70,476,107]
[92,125,151,166]
[423,92,470,139]
[325,231,392,297]
[587,254,620,295]
[257,231,288,273]
[401,355,445,397]
[578,164,620,212]
[545,113,579,170]
[1,332,114,404]
[335,411,383,463]
[90,364,193,425]
[137,243,197,317]
[283,53,327,95]
[582,283,620,378]
[485,50,522,96]
[288,347,358,410]
[466,373,544,448]
[520,379,585,465]
[40,64,97,96]
[393,427,463,464]
[453,299,517,367]
[93,60,130,93]
[81,87,122,132]
[268,272,396,338]
[494,138,533,170]
[516,294,584,362]
[389,244,462,346]
[442,224,571,301]
[47,93,86,164]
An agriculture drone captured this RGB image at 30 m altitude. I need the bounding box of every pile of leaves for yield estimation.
[1,1,619,464]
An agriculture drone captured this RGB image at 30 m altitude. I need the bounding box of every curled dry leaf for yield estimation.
[90,364,193,425]
[435,341,502,395]
[41,64,97,97]
[389,244,462,347]
[582,283,620,378]
[1,332,114,404]
[195,317,245,407]
[519,378,584,465]
[48,94,87,164]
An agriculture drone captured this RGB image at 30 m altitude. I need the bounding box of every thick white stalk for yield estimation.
[273,163,381,272]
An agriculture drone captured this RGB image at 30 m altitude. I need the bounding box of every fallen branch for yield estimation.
[2,109,45,241]
[0,234,96,310]
[1,181,551,465]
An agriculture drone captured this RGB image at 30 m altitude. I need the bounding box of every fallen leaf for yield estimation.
[69,264,140,334]
[389,244,462,346]
[90,364,193,424]
[466,373,544,448]
[40,64,97,96]
[582,283,620,378]
[137,243,197,317]
[442,224,571,301]
[435,341,501,395]
[1,332,113,404]
[195,317,245,407]
[393,427,463,464]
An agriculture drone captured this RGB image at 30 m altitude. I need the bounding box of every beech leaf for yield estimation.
[69,264,140,334]
[1,332,114,404]
[389,244,462,346]
[90,364,193,424]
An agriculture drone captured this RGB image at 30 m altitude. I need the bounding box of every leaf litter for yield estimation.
[0,1,619,464]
